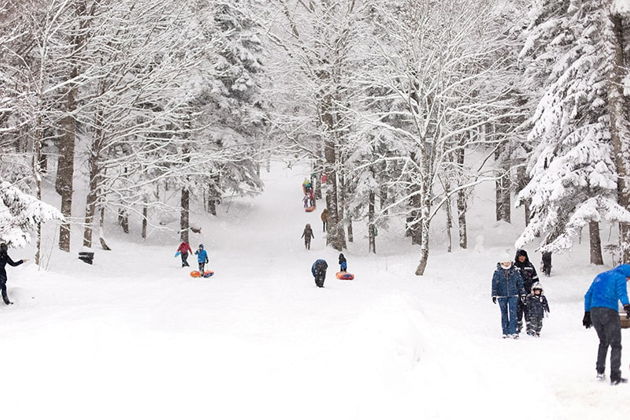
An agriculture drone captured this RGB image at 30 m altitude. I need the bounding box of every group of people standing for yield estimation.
[491,249,550,339]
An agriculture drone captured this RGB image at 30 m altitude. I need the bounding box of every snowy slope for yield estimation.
[1,162,629,420]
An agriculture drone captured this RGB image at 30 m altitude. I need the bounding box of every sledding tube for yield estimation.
[336,272,354,280]
[190,270,215,278]
[305,206,316,213]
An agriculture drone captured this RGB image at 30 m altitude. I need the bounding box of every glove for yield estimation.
[492,296,497,304]
[520,295,526,304]
[583,311,592,329]
[624,304,630,320]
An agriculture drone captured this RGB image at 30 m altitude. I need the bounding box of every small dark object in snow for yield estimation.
[78,251,94,265]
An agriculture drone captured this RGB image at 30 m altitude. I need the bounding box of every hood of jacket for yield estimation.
[614,264,630,278]
[515,249,530,264]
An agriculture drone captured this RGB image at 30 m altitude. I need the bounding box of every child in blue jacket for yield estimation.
[195,244,209,273]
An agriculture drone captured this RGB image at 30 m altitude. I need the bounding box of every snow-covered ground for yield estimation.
[1,163,629,420]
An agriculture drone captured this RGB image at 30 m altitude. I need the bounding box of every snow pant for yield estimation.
[1,281,10,305]
[322,220,327,233]
[340,262,347,272]
[181,252,189,267]
[591,307,622,380]
[526,315,543,335]
[517,300,528,333]
[497,296,518,335]
[541,252,551,276]
[198,262,206,273]
[314,273,326,288]
[305,239,311,250]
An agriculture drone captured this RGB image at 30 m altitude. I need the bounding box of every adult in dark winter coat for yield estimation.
[0,243,26,305]
[583,264,630,385]
[176,241,193,267]
[491,253,526,339]
[525,282,550,337]
[514,249,540,333]
[301,224,315,250]
[321,209,329,233]
[311,259,328,288]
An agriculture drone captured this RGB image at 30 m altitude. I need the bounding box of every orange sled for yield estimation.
[190,270,214,278]
[305,206,316,212]
[336,272,354,280]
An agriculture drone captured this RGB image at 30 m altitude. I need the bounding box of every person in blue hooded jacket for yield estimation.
[194,244,209,274]
[491,252,526,339]
[583,264,630,385]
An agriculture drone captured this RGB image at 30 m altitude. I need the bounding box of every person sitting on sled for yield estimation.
[302,178,312,194]
[176,241,193,267]
[338,253,348,273]
[195,244,209,274]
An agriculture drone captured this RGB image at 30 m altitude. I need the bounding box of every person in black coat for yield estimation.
[514,249,540,333]
[524,282,550,337]
[0,243,26,305]
[311,259,328,288]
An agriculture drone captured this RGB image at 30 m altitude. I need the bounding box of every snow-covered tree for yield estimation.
[0,179,62,262]
[516,0,630,263]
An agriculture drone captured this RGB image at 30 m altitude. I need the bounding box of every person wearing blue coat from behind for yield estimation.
[195,244,209,274]
[583,264,630,385]
[491,252,526,339]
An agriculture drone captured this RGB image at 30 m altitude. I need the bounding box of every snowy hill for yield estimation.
[0,162,628,420]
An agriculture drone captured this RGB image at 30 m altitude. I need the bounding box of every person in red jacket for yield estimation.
[176,241,193,267]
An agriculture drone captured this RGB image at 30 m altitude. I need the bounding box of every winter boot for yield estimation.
[611,377,627,386]
[596,373,606,381]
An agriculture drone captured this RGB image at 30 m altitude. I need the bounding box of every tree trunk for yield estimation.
[456,147,468,249]
[56,83,77,252]
[606,12,630,263]
[589,221,604,265]
[181,187,190,243]
[347,217,353,243]
[379,183,388,215]
[495,141,511,223]
[368,190,376,253]
[142,200,148,240]
[118,209,129,234]
[83,122,104,248]
[33,123,43,266]
[445,191,453,253]
[415,216,431,275]
[322,102,346,251]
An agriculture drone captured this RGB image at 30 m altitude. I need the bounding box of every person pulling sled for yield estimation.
[195,244,209,274]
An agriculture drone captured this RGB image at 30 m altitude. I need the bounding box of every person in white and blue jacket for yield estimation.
[583,264,630,385]
[492,252,525,339]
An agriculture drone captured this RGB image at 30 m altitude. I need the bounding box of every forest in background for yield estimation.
[1,0,630,275]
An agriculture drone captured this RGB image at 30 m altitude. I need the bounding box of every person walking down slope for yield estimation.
[321,209,329,233]
[525,282,550,337]
[176,241,193,267]
[311,259,328,288]
[583,264,630,385]
[301,224,315,250]
[515,249,540,333]
[492,252,526,339]
[0,243,27,305]
[338,253,347,273]
[195,244,209,274]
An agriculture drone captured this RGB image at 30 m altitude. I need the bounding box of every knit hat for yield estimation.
[499,250,513,264]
